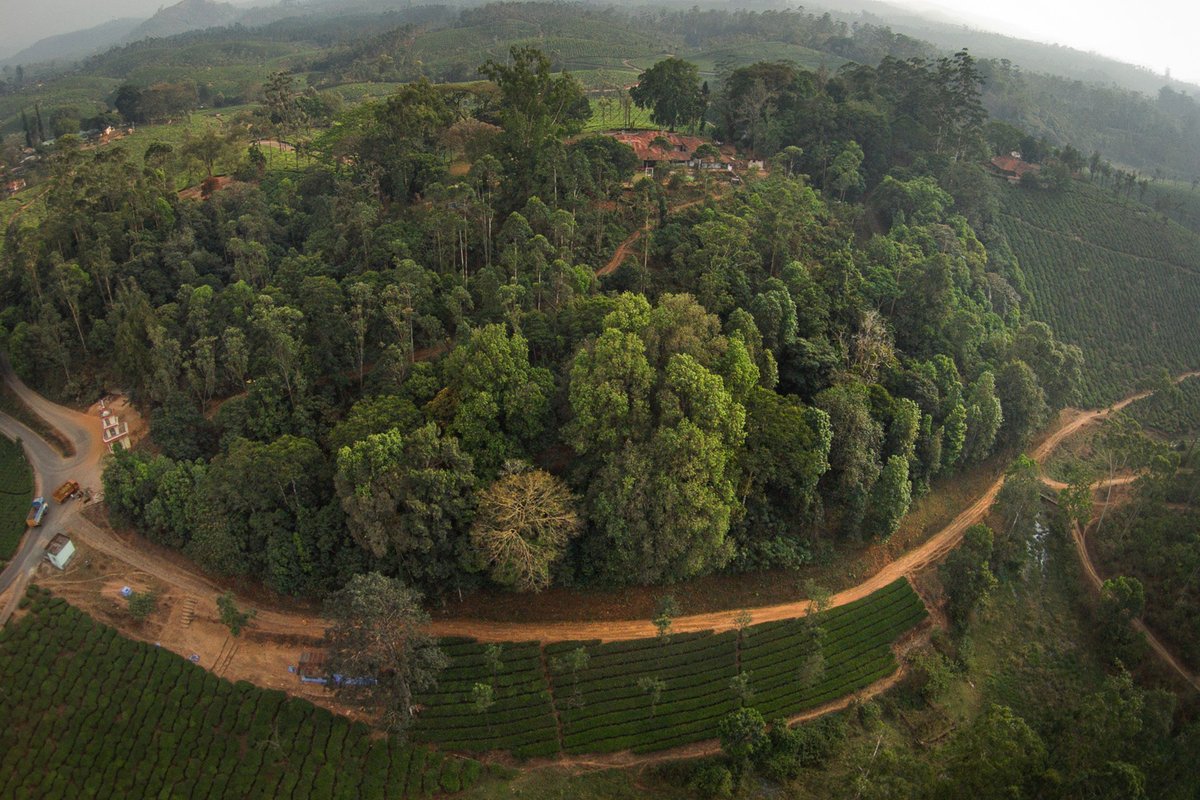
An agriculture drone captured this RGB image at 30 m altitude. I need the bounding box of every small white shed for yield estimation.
[45,534,76,570]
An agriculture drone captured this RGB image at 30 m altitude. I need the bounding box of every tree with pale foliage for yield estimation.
[323,572,446,733]
[470,463,582,591]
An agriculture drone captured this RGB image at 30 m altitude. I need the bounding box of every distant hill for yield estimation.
[126,0,243,43]
[814,0,1200,99]
[2,18,144,67]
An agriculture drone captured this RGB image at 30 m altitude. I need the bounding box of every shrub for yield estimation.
[688,764,734,799]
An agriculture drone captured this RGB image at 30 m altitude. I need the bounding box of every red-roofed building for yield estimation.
[608,130,729,171]
[989,153,1040,183]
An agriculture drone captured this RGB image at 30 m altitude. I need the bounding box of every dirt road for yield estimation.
[7,368,1199,644]
[1068,517,1200,691]
[597,195,714,278]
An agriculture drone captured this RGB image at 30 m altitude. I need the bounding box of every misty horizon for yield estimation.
[0,0,1195,88]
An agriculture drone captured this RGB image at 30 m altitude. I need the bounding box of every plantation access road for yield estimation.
[0,359,108,623]
[3,358,1199,644]
[1067,516,1200,691]
[597,194,715,278]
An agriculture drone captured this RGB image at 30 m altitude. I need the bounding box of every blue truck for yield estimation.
[26,497,47,527]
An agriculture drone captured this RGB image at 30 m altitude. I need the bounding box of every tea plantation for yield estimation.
[411,578,927,756]
[0,589,483,800]
[1126,375,1200,437]
[0,578,926,794]
[0,434,33,560]
[998,181,1200,405]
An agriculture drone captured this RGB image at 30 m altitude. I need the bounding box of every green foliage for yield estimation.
[0,435,33,560]
[629,58,705,133]
[439,324,554,472]
[1094,575,1147,660]
[687,764,734,799]
[411,639,559,757]
[941,524,999,630]
[408,579,924,757]
[999,181,1200,404]
[653,595,680,639]
[323,573,446,734]
[0,597,481,798]
[991,455,1042,578]
[717,707,767,762]
[1126,375,1200,436]
[1094,464,1200,668]
[863,455,912,540]
[335,423,477,593]
[126,590,157,621]
[935,704,1047,798]
[216,591,255,637]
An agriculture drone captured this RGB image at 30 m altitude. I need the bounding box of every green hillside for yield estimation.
[411,579,925,757]
[0,591,485,799]
[1126,374,1200,436]
[0,435,32,560]
[998,180,1200,405]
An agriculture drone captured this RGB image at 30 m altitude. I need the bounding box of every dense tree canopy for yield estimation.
[15,42,1084,600]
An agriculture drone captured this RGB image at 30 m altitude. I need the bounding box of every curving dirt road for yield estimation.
[8,365,1197,645]
[0,359,109,621]
[1067,517,1200,691]
[597,195,715,278]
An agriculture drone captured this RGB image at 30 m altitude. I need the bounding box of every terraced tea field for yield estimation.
[0,591,482,800]
[411,578,927,756]
[0,435,33,560]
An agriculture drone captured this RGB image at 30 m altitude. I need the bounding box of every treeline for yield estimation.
[2,46,1081,599]
[981,59,1200,179]
[712,50,988,188]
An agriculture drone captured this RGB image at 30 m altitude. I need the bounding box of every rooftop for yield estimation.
[46,534,72,556]
[608,130,725,164]
[990,154,1040,177]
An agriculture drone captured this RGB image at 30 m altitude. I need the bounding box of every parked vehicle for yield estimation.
[52,481,79,503]
[26,497,47,527]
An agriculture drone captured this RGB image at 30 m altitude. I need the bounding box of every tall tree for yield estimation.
[630,58,705,132]
[323,573,447,733]
[335,423,477,592]
[470,464,582,591]
[961,371,1003,464]
[480,46,589,204]
[941,523,998,630]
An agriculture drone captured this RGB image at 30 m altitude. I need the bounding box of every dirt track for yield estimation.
[597,195,713,278]
[1068,517,1200,691]
[11,370,1200,648]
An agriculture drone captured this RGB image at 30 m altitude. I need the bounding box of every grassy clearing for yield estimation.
[0,435,33,560]
[0,591,484,800]
[412,579,926,756]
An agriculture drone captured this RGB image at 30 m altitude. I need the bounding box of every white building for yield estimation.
[45,534,76,570]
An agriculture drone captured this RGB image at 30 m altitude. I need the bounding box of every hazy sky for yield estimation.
[2,0,1200,85]
[894,0,1200,84]
[0,0,166,57]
